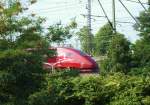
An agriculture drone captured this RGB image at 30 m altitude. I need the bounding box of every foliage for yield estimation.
[102,33,131,73]
[132,7,150,68]
[28,70,80,105]
[77,26,94,55]
[28,71,150,105]
[132,39,150,68]
[128,67,150,76]
[15,17,47,48]
[0,0,48,50]
[94,23,113,56]
[0,1,47,105]
[46,25,71,43]
[46,20,77,44]
[1,1,150,105]
[0,49,45,105]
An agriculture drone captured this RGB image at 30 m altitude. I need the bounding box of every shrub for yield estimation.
[0,49,45,105]
[128,67,150,76]
[28,71,150,105]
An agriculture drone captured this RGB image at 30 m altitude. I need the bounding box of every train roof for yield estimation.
[50,47,89,56]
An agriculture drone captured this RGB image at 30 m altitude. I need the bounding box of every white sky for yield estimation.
[25,0,148,48]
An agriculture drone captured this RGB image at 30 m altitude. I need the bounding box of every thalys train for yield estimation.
[43,47,99,73]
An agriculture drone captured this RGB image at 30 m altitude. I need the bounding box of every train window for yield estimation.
[58,51,65,56]
[79,50,88,56]
[65,52,73,57]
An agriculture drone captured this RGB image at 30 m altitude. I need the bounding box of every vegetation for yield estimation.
[0,0,150,105]
[0,0,76,105]
[77,26,94,55]
[94,23,113,56]
[132,9,150,68]
[46,21,77,44]
[0,49,45,105]
[28,72,150,105]
[102,33,131,73]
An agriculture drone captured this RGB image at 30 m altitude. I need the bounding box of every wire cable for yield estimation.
[126,0,149,5]
[116,21,135,24]
[137,0,148,11]
[118,0,140,26]
[97,0,113,30]
[25,4,83,15]
[31,3,84,12]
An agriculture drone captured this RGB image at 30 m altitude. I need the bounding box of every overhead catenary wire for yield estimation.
[30,3,84,13]
[92,19,135,24]
[24,0,143,35]
[81,14,106,18]
[97,0,113,30]
[116,21,135,24]
[118,0,140,26]
[137,0,148,11]
[24,4,84,15]
[47,1,87,5]
[126,0,149,5]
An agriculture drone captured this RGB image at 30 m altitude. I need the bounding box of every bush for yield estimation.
[29,70,80,105]
[0,49,45,105]
[28,72,150,105]
[128,67,150,76]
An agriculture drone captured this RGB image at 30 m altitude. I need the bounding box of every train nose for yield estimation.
[84,56,99,69]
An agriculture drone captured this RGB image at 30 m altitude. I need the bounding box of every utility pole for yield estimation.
[112,0,116,34]
[87,0,92,55]
[87,0,91,34]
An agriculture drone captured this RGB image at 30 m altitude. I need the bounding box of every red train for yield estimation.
[43,47,99,73]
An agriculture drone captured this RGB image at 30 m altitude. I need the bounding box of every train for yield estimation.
[43,47,99,73]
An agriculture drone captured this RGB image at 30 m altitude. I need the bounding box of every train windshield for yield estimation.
[79,50,89,56]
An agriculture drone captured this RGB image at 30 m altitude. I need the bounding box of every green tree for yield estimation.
[0,49,45,105]
[0,0,22,50]
[15,17,48,49]
[102,33,131,73]
[132,3,150,68]
[0,1,47,105]
[0,1,78,105]
[47,25,71,44]
[94,23,113,56]
[28,71,150,105]
[46,20,77,45]
[77,26,94,55]
[0,0,48,50]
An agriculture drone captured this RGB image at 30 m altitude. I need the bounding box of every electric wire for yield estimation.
[22,0,142,36]
[116,21,135,24]
[126,0,149,5]
[24,4,83,15]
[92,19,134,24]
[118,0,140,26]
[97,0,113,30]
[137,0,148,11]
[32,2,85,12]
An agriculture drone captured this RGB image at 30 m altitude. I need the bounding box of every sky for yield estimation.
[25,0,148,48]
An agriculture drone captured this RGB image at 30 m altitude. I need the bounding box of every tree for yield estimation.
[0,0,22,50]
[77,26,94,54]
[0,1,78,104]
[46,25,71,44]
[0,1,48,105]
[15,17,48,49]
[132,2,150,68]
[0,0,48,50]
[102,33,131,73]
[94,23,113,56]
[46,20,77,45]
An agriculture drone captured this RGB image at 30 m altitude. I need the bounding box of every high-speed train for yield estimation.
[43,47,99,73]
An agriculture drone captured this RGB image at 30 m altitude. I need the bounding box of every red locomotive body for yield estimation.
[44,47,99,73]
